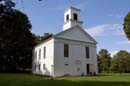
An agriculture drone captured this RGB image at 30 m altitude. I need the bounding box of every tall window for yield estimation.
[66,14,69,21]
[73,13,78,20]
[39,49,41,60]
[43,47,46,58]
[39,64,41,71]
[86,47,89,58]
[35,65,37,71]
[35,51,37,60]
[64,44,69,57]
[43,64,45,70]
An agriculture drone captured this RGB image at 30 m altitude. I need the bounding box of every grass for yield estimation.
[0,73,130,86]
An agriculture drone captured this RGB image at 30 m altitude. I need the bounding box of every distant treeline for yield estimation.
[98,49,130,73]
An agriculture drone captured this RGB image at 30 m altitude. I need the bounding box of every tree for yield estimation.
[111,50,130,73]
[123,12,130,40]
[0,0,53,72]
[98,49,111,73]
[0,0,37,71]
[41,33,53,42]
[32,33,53,44]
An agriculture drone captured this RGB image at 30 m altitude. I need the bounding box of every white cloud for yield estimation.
[110,50,119,57]
[110,49,130,57]
[86,24,124,37]
[108,14,124,19]
[117,40,130,45]
[86,24,108,36]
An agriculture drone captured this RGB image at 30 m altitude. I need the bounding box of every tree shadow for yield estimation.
[1,74,130,86]
[31,79,130,86]
[18,78,130,86]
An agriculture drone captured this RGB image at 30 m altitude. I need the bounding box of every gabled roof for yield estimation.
[54,25,97,44]
[34,36,54,48]
[35,25,97,48]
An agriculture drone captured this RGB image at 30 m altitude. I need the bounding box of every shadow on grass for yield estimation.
[20,79,130,86]
[2,78,129,86]
[0,74,130,86]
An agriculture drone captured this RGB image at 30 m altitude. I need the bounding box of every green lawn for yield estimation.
[0,73,130,86]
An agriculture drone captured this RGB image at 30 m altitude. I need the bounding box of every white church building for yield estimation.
[32,7,98,77]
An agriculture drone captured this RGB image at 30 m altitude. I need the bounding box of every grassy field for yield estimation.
[0,73,130,86]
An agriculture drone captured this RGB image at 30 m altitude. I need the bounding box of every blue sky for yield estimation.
[14,0,130,56]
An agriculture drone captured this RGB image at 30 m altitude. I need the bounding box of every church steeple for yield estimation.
[63,6,83,31]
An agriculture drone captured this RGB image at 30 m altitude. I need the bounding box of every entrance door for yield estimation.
[86,64,90,75]
[64,63,70,76]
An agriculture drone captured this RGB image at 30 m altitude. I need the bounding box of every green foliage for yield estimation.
[111,50,130,73]
[0,0,37,71]
[98,49,130,73]
[98,49,111,73]
[0,0,53,72]
[32,33,42,44]
[32,33,53,44]
[123,12,130,40]
[0,73,130,86]
[40,33,53,41]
